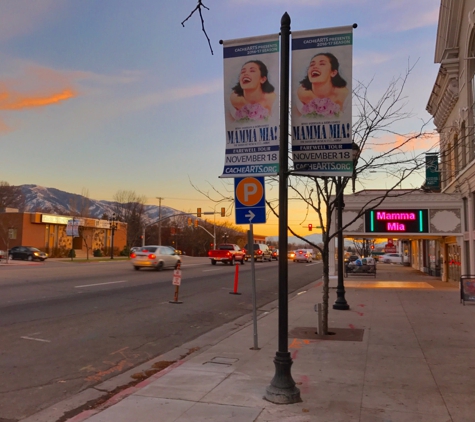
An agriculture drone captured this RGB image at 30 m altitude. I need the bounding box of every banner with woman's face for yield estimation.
[291,26,354,177]
[221,34,280,178]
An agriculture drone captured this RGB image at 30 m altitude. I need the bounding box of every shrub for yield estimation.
[68,249,76,258]
[93,249,103,257]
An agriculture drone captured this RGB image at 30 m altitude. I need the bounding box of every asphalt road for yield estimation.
[0,256,322,421]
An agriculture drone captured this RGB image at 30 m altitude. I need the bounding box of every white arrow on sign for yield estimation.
[245,210,255,222]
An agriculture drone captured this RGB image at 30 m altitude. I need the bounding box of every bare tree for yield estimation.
[69,187,91,217]
[182,1,213,55]
[0,181,25,210]
[267,66,436,334]
[112,190,148,249]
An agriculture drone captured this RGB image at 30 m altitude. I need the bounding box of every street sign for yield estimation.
[234,177,266,224]
[172,269,182,286]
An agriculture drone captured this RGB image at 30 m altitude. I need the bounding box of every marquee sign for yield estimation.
[365,209,429,234]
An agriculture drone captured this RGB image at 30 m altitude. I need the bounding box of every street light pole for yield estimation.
[265,13,300,405]
[156,197,163,245]
[333,177,349,310]
[334,142,360,310]
[109,213,117,260]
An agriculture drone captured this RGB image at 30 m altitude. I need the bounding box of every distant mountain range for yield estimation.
[19,184,178,223]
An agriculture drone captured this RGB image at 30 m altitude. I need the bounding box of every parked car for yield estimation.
[380,253,409,264]
[0,250,6,259]
[243,243,272,262]
[8,246,48,261]
[130,245,181,271]
[293,249,313,263]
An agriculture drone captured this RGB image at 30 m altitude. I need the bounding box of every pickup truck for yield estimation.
[207,244,245,265]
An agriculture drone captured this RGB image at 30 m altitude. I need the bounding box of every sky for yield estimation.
[0,0,441,237]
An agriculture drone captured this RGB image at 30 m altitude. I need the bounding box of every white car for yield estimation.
[293,249,313,263]
[381,253,408,264]
[130,245,181,271]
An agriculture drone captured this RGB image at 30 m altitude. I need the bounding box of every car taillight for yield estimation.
[257,250,262,255]
[148,254,156,259]
[130,252,136,258]
[208,251,212,257]
[298,251,303,254]
[226,252,232,257]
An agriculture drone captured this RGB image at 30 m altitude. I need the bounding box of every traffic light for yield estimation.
[188,217,192,226]
[308,223,313,231]
[197,208,201,217]
[221,207,225,217]
[194,219,198,227]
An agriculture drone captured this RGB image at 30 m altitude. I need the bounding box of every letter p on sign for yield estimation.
[236,177,264,207]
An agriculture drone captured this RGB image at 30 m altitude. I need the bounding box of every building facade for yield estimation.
[332,190,462,283]
[427,0,475,277]
[0,209,127,258]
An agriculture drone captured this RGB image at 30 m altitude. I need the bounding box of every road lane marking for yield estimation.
[75,280,128,288]
[21,336,51,343]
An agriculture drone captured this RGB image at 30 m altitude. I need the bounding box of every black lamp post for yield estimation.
[333,142,361,311]
[109,213,118,260]
[223,233,228,243]
[265,13,301,405]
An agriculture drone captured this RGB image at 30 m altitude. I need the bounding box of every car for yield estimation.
[293,249,313,263]
[288,250,297,260]
[130,245,181,271]
[269,247,279,260]
[243,243,272,262]
[8,246,48,261]
[380,253,408,264]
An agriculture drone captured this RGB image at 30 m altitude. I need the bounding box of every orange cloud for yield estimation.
[0,66,79,133]
[1,88,76,110]
[368,132,439,153]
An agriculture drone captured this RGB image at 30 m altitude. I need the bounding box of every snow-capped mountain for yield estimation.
[19,184,178,222]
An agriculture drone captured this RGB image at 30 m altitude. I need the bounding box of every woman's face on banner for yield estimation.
[239,62,266,90]
[307,55,337,84]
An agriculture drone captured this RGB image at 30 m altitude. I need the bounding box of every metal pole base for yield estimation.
[169,300,183,304]
[264,351,301,404]
[333,301,350,310]
[229,292,242,295]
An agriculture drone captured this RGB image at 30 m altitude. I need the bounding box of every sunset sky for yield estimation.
[0,0,440,236]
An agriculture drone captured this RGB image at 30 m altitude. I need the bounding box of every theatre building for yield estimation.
[332,189,463,283]
[422,1,475,280]
[0,209,127,258]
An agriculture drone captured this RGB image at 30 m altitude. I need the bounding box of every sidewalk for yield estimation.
[26,264,474,422]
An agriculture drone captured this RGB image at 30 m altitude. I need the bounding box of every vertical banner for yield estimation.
[291,26,353,176]
[425,153,440,190]
[221,34,280,178]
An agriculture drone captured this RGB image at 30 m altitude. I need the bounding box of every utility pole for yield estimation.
[156,197,164,245]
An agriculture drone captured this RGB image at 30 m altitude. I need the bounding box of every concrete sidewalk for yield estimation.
[27,264,474,422]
